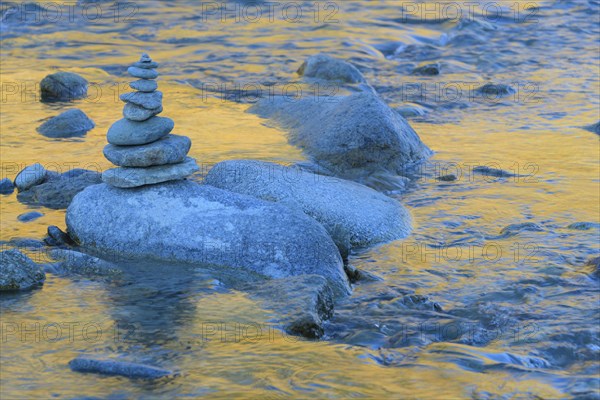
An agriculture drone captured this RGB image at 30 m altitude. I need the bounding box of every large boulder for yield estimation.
[0,249,46,291]
[66,181,350,297]
[297,54,365,83]
[37,109,95,138]
[205,160,412,251]
[249,86,432,179]
[17,168,102,209]
[40,72,88,102]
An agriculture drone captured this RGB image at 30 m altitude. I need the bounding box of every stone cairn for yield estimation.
[102,53,199,188]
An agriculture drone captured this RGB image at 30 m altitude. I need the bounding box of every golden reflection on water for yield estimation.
[1,0,599,398]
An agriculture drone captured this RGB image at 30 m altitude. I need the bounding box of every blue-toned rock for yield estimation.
[123,103,162,121]
[101,157,199,188]
[107,117,174,145]
[14,163,47,192]
[127,67,158,79]
[297,54,365,83]
[37,109,94,138]
[120,91,162,110]
[40,71,88,101]
[0,249,45,291]
[0,178,14,195]
[129,79,158,92]
[103,134,191,167]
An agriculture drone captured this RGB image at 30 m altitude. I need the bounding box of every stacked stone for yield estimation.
[102,53,199,188]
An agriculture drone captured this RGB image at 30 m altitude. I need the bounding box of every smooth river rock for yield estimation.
[40,71,88,101]
[17,169,102,209]
[66,180,350,297]
[36,109,95,138]
[107,117,174,145]
[129,79,158,92]
[127,66,158,79]
[0,178,14,195]
[249,86,432,179]
[0,249,46,291]
[103,134,191,167]
[14,163,47,192]
[101,157,199,188]
[297,54,365,83]
[123,103,163,121]
[120,91,163,110]
[205,160,412,251]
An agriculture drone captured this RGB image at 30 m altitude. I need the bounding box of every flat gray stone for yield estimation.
[127,67,158,79]
[40,71,88,101]
[107,117,174,145]
[297,54,365,83]
[66,180,349,297]
[123,103,162,121]
[0,249,46,291]
[103,134,191,167]
[120,91,162,110]
[102,157,199,188]
[37,109,95,138]
[129,79,158,92]
[205,160,412,250]
[133,61,159,69]
[14,163,47,192]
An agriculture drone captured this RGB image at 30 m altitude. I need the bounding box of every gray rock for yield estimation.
[45,225,74,246]
[66,180,350,297]
[437,174,457,182]
[107,117,174,145]
[476,83,516,97]
[395,104,430,117]
[129,79,158,92]
[0,249,46,291]
[473,166,519,178]
[123,103,162,121]
[205,160,412,250]
[499,223,544,238]
[0,178,14,195]
[17,169,102,209]
[69,357,171,379]
[17,211,43,222]
[50,249,122,278]
[249,87,432,179]
[132,61,159,69]
[40,71,88,101]
[103,134,191,167]
[0,238,46,250]
[412,63,441,75]
[567,222,600,231]
[582,121,600,135]
[241,275,334,338]
[102,157,199,188]
[120,91,162,110]
[36,109,95,138]
[127,67,158,79]
[297,54,365,83]
[14,163,47,192]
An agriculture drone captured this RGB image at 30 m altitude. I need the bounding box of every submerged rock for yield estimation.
[242,275,334,338]
[297,54,365,83]
[37,109,95,138]
[102,157,199,188]
[436,174,458,182]
[473,166,518,178]
[205,160,412,251]
[40,72,88,102]
[586,256,599,279]
[567,222,600,231]
[0,249,46,291]
[17,169,101,209]
[50,249,122,278]
[14,163,47,192]
[69,357,172,379]
[103,135,191,167]
[412,63,441,75]
[66,180,350,297]
[249,87,432,179]
[17,211,43,222]
[476,83,516,98]
[499,222,544,238]
[107,117,174,146]
[582,121,600,135]
[0,178,14,195]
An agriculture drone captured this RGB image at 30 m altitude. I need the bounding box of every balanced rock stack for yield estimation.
[102,53,199,188]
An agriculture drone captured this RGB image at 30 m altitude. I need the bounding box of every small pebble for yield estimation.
[17,211,44,222]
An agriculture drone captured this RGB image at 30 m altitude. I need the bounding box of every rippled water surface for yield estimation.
[1,1,599,398]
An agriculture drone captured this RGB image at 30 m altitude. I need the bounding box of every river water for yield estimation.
[1,0,599,398]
